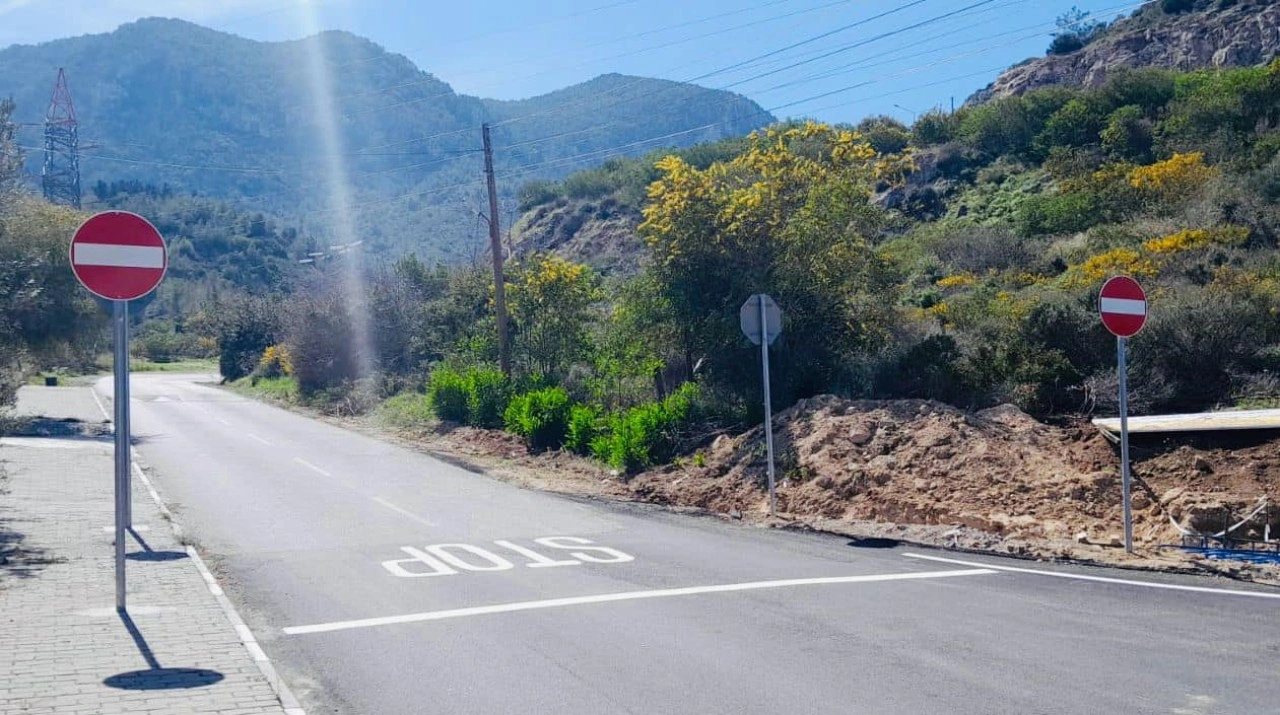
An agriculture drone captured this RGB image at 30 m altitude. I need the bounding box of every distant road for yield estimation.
[103,372,1280,715]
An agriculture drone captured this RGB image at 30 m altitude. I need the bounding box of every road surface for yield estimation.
[103,373,1279,715]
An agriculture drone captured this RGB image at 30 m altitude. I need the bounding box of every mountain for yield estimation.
[970,0,1280,103]
[0,18,772,261]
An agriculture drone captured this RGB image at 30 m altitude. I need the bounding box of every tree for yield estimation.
[1047,6,1105,55]
[1100,105,1154,161]
[856,116,911,155]
[911,109,959,147]
[207,294,280,381]
[0,197,106,405]
[1037,97,1109,152]
[958,89,1075,159]
[640,122,905,407]
[0,99,22,198]
[506,254,603,381]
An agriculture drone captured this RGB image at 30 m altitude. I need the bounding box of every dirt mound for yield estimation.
[631,396,1280,562]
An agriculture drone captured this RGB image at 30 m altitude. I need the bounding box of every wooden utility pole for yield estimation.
[482,123,511,375]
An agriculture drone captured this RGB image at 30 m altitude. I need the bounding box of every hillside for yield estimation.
[969,0,1280,102]
[0,18,771,261]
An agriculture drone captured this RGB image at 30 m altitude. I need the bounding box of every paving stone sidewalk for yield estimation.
[1,386,290,715]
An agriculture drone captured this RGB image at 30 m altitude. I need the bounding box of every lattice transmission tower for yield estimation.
[42,68,80,209]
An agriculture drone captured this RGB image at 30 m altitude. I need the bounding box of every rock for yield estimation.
[728,508,743,520]
[868,455,898,472]
[1108,535,1123,547]
[969,1,1280,104]
[849,427,872,445]
[1194,456,1213,473]
[1074,531,1089,544]
[1161,486,1186,505]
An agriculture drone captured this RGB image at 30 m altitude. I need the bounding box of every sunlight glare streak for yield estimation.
[294,0,375,379]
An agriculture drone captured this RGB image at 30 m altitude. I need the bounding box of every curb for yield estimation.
[90,385,306,715]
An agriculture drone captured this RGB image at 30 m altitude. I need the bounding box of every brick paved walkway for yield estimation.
[1,386,291,715]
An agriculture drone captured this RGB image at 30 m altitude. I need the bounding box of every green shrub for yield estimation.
[1100,105,1154,161]
[912,110,959,146]
[504,387,572,451]
[466,367,511,428]
[427,367,471,423]
[856,116,911,155]
[1015,191,1099,236]
[518,180,560,212]
[1047,33,1085,56]
[1038,97,1108,151]
[565,404,600,456]
[592,383,699,474]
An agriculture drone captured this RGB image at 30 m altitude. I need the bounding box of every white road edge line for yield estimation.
[246,433,271,446]
[90,384,307,715]
[293,457,332,478]
[903,553,1280,600]
[282,568,996,636]
[370,496,438,528]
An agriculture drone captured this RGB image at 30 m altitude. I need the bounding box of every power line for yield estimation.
[339,0,850,117]
[329,0,647,74]
[719,0,1000,91]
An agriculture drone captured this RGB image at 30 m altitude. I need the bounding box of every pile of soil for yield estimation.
[629,396,1280,570]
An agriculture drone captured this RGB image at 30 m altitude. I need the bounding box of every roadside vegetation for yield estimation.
[6,57,1280,479]
[0,99,105,406]
[198,60,1280,475]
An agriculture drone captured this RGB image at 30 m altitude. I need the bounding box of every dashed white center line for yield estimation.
[292,457,333,478]
[246,433,271,446]
[370,497,438,528]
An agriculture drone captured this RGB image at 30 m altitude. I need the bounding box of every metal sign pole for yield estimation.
[759,295,776,517]
[1117,336,1133,554]
[113,299,129,611]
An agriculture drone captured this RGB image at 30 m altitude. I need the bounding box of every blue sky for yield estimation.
[0,0,1145,125]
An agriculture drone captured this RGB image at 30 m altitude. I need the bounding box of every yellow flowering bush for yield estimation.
[1142,226,1250,254]
[1128,153,1217,204]
[1063,248,1159,288]
[936,273,976,289]
[256,344,293,378]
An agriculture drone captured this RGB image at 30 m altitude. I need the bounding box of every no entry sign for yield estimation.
[70,211,167,301]
[1099,276,1147,338]
[1099,274,1147,555]
[68,210,167,612]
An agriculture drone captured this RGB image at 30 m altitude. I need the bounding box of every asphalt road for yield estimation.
[103,373,1280,715]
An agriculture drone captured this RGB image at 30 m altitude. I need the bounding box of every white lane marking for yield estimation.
[370,497,438,527]
[246,433,271,445]
[0,438,111,450]
[1100,297,1146,316]
[292,457,332,478]
[73,242,165,268]
[90,383,308,714]
[903,553,1280,600]
[215,416,231,426]
[89,384,111,418]
[282,568,995,635]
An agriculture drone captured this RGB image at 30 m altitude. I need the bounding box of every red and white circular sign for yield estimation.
[1099,275,1147,338]
[70,211,167,301]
